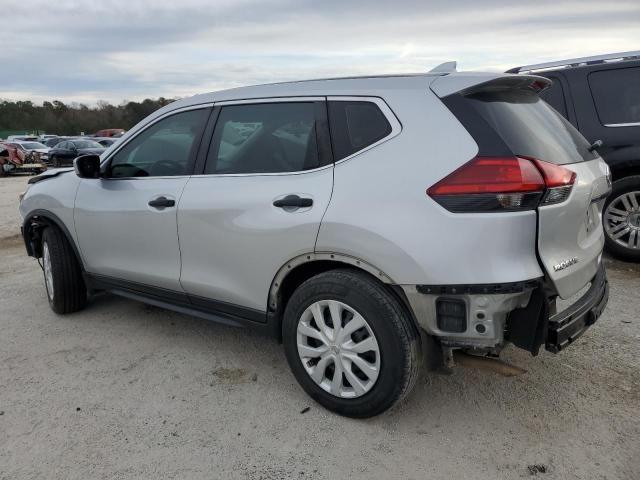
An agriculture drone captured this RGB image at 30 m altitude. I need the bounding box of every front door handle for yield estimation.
[148,196,175,208]
[273,195,313,208]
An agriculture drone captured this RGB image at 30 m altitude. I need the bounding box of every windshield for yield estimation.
[21,142,47,149]
[73,140,103,149]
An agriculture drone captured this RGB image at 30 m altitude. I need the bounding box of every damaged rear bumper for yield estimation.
[507,263,608,354]
[402,264,609,355]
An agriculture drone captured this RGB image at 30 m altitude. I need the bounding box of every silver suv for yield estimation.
[19,67,611,417]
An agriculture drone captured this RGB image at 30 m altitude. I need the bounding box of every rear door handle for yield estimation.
[148,196,175,208]
[273,195,313,208]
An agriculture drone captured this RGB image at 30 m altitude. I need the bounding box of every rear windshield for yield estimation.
[463,89,596,165]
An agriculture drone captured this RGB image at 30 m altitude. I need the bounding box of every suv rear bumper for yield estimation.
[402,263,608,354]
[545,263,608,353]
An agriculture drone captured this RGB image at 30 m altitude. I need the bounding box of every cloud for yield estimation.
[1,0,638,103]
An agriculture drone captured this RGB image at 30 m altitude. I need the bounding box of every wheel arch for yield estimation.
[22,209,84,270]
[268,253,420,341]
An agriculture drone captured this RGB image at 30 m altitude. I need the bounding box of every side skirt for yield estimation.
[85,274,277,336]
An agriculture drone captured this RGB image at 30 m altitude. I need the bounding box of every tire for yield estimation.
[52,156,61,168]
[603,175,640,262]
[0,163,7,177]
[41,227,87,314]
[282,269,421,418]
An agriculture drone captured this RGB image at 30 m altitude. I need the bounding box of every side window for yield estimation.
[108,108,210,178]
[205,102,320,174]
[328,101,392,161]
[588,67,640,126]
[539,76,568,119]
[58,142,68,149]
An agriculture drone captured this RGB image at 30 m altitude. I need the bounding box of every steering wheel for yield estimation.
[151,159,184,176]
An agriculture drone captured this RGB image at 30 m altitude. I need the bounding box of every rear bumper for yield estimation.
[545,264,608,353]
[507,263,608,355]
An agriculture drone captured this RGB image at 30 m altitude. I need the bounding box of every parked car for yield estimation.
[43,137,72,148]
[13,140,50,163]
[94,128,125,137]
[0,143,46,176]
[508,51,640,260]
[1,141,49,163]
[19,66,610,417]
[94,137,120,148]
[47,139,105,167]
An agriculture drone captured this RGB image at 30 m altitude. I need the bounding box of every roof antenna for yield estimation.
[429,61,457,73]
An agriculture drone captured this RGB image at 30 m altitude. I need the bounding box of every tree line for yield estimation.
[0,98,175,136]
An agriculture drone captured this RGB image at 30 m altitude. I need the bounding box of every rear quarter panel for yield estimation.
[316,88,543,285]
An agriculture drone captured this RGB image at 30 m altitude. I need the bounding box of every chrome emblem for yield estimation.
[553,257,579,272]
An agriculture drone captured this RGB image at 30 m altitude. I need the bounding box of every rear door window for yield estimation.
[328,101,392,160]
[205,102,321,174]
[588,67,640,126]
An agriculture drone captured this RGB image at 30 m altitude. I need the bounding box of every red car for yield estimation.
[0,142,46,176]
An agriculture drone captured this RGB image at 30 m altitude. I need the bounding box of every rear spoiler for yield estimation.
[430,74,551,98]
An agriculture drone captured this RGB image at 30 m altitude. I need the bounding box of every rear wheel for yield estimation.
[41,227,87,314]
[603,175,640,261]
[282,270,421,418]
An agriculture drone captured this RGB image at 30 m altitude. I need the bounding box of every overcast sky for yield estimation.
[2,0,639,105]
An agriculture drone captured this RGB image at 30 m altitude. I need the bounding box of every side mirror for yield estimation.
[74,154,101,179]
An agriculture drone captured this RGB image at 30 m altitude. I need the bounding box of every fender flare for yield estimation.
[268,252,395,311]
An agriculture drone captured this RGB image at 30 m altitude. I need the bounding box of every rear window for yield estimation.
[328,101,392,160]
[458,89,596,165]
[588,67,640,126]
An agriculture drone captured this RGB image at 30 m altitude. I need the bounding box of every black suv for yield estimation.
[509,52,640,261]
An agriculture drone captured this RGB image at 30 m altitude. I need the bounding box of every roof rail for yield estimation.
[506,51,640,74]
[429,61,457,73]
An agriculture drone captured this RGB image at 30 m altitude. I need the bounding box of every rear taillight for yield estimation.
[427,156,575,212]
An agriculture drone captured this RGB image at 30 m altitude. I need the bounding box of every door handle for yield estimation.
[273,195,313,208]
[148,196,175,208]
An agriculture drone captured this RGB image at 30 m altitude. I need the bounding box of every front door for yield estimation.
[74,107,211,291]
[178,100,334,314]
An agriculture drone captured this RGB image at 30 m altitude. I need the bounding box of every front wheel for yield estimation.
[51,156,61,168]
[603,175,640,262]
[282,270,421,418]
[41,227,87,314]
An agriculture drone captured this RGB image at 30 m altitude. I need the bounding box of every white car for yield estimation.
[19,64,610,417]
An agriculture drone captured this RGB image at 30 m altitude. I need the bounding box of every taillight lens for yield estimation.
[427,156,575,212]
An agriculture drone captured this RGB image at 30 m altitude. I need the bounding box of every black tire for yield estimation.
[603,175,640,262]
[41,227,87,314]
[52,156,61,168]
[282,269,421,418]
[0,163,7,177]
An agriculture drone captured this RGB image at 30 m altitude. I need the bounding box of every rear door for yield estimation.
[459,83,610,298]
[178,99,334,315]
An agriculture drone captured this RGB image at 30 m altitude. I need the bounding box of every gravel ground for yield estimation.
[1,175,638,480]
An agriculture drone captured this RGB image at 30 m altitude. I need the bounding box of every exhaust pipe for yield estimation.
[453,351,527,377]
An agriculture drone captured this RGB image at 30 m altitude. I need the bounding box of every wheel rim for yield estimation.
[43,242,54,300]
[604,191,640,250]
[296,300,381,399]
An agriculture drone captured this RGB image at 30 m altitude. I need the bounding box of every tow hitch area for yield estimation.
[546,265,609,353]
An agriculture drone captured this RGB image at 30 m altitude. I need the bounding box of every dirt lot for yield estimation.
[1,174,638,480]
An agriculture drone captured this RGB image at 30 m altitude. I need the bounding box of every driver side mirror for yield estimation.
[74,154,101,179]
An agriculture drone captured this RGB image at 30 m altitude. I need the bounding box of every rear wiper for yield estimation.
[588,139,603,153]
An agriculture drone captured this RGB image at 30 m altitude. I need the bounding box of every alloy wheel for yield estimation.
[604,191,640,250]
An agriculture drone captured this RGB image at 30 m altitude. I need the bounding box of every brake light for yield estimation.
[427,156,576,212]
